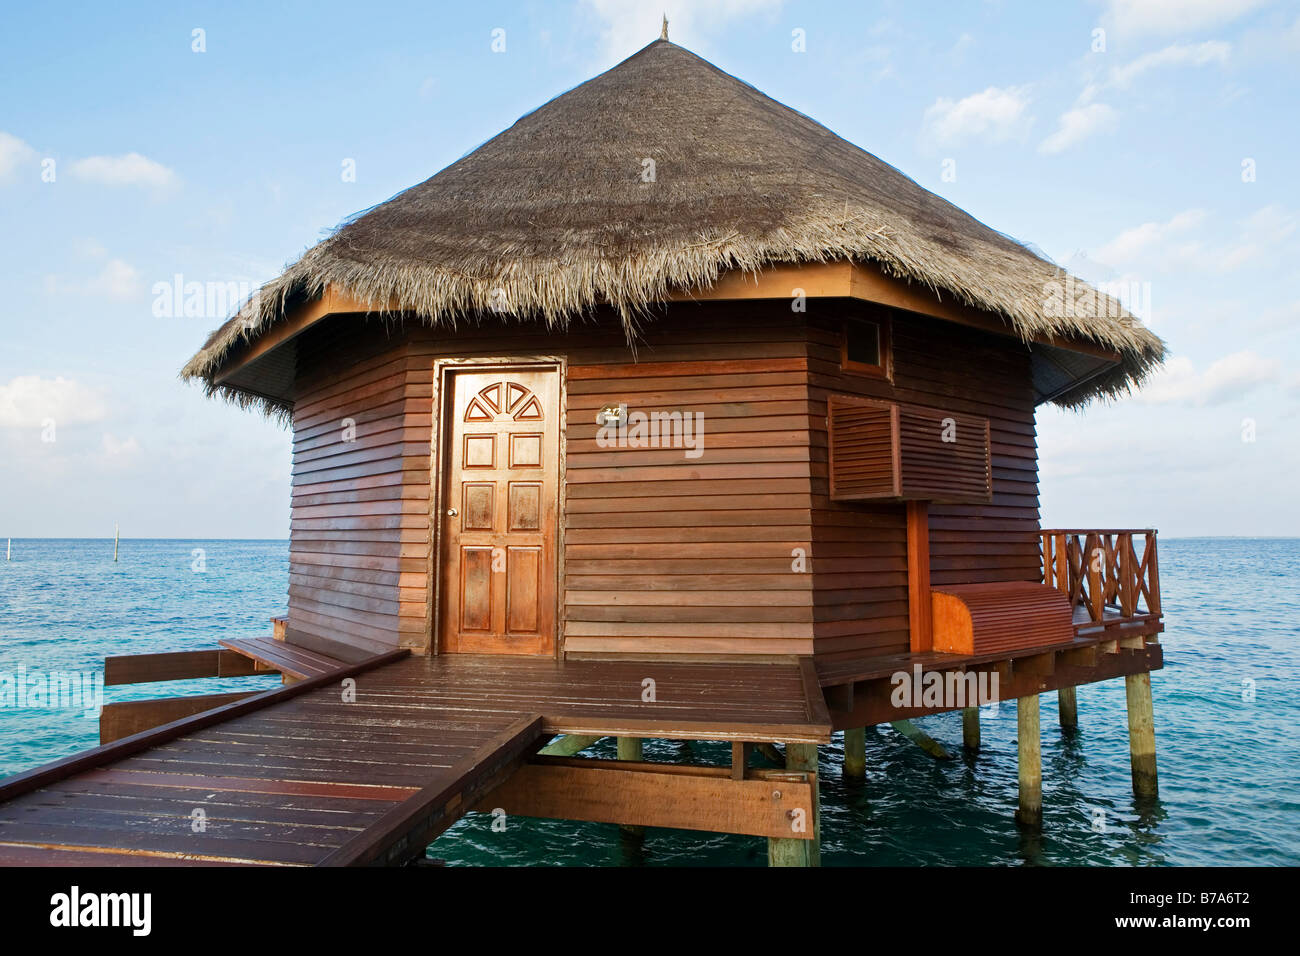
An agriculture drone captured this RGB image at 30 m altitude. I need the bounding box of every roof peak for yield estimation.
[182,27,1164,412]
[660,13,668,41]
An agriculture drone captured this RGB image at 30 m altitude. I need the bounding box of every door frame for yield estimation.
[428,355,567,658]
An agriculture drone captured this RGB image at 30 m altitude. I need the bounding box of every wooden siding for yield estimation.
[290,317,430,654]
[287,299,1041,663]
[289,304,817,658]
[555,305,815,658]
[808,303,1041,662]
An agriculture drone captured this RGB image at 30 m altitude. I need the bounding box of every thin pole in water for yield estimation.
[114,523,119,562]
[5,538,9,561]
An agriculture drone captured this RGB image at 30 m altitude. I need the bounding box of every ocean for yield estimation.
[1,537,1296,866]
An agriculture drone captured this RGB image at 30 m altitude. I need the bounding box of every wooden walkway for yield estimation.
[0,653,829,866]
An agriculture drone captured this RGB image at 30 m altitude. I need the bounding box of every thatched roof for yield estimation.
[183,38,1163,410]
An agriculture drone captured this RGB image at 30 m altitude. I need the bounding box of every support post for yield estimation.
[538,734,605,757]
[617,737,645,836]
[843,727,866,779]
[1124,672,1158,798]
[731,741,753,780]
[617,736,643,761]
[961,707,980,750]
[767,832,811,867]
[890,719,952,760]
[787,743,820,865]
[906,501,932,652]
[768,743,819,866]
[1016,694,1042,829]
[1058,686,1078,730]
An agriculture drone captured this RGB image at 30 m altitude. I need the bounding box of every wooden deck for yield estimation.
[817,621,1163,730]
[0,653,829,866]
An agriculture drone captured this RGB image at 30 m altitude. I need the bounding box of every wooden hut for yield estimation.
[0,37,1167,866]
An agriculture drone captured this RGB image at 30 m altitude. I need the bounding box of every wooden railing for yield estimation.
[1040,529,1162,633]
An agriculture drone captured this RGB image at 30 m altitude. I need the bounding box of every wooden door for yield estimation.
[439,367,559,655]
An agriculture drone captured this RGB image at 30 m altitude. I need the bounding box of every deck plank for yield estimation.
[0,652,828,866]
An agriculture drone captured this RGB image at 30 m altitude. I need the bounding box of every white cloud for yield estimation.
[581,0,785,63]
[1237,13,1300,63]
[1101,0,1269,39]
[950,32,975,64]
[1108,40,1230,89]
[1136,350,1280,406]
[1213,205,1297,271]
[1096,205,1297,280]
[44,255,143,301]
[0,131,37,182]
[1039,102,1117,154]
[88,258,143,300]
[922,86,1033,146]
[0,376,109,428]
[1096,209,1206,264]
[69,152,178,190]
[1240,205,1297,245]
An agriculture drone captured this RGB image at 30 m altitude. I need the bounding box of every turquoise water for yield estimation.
[1,538,1296,866]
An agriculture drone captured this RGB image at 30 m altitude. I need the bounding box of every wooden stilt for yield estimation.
[538,734,604,756]
[787,743,820,865]
[755,742,784,765]
[1124,672,1158,798]
[1016,694,1042,829]
[617,736,643,761]
[843,727,866,778]
[767,831,811,866]
[616,737,645,836]
[890,719,953,760]
[1058,686,1078,730]
[769,742,819,866]
[961,707,980,750]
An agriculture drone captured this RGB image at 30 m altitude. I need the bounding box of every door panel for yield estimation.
[439,367,559,655]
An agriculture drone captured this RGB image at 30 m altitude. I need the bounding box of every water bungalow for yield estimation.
[0,33,1166,866]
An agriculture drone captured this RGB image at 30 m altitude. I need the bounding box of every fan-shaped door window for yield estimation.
[464,381,545,423]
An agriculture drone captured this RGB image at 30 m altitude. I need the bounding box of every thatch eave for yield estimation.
[180,38,1164,414]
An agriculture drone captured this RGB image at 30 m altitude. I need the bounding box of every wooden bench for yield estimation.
[930,581,1074,655]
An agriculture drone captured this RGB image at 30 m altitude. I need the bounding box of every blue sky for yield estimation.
[1,0,1297,538]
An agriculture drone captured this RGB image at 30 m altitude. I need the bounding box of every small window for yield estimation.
[841,317,891,378]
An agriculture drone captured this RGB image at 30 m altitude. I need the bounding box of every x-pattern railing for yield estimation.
[1041,529,1161,627]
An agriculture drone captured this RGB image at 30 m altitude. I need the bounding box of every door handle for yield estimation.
[446,508,458,517]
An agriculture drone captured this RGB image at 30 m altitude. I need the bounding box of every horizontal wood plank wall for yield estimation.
[291,301,1030,662]
[400,302,817,659]
[290,316,429,654]
[808,304,1041,662]
[560,304,815,658]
